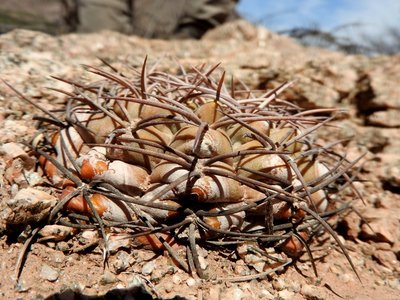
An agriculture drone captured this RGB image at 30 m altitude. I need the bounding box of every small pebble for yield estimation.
[25,171,43,186]
[113,251,131,273]
[67,282,85,293]
[164,281,174,293]
[115,283,125,289]
[301,284,318,298]
[10,184,18,197]
[209,286,221,299]
[373,249,398,269]
[278,290,295,299]
[51,251,65,263]
[252,261,265,273]
[127,275,143,289]
[81,230,98,241]
[375,279,385,286]
[198,255,209,270]
[329,265,341,275]
[40,264,59,282]
[186,277,196,287]
[99,270,118,285]
[172,274,182,285]
[287,281,301,292]
[14,280,29,292]
[151,266,165,282]
[39,225,73,241]
[141,260,156,275]
[272,277,286,291]
[337,234,346,245]
[56,241,69,252]
[338,273,353,283]
[232,287,243,300]
[197,246,208,258]
[388,279,400,290]
[259,289,274,299]
[234,259,250,276]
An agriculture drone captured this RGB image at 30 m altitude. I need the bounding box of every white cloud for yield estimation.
[333,0,400,37]
[238,0,400,38]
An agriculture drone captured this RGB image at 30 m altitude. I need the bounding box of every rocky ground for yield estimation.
[0,21,399,299]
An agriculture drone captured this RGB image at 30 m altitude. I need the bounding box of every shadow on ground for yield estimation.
[44,285,188,300]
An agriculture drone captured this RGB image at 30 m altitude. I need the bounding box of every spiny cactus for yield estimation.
[12,58,363,280]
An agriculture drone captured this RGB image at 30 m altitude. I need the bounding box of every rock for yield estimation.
[106,233,131,254]
[232,287,244,300]
[186,277,196,287]
[367,109,400,128]
[0,143,33,164]
[252,261,266,273]
[127,275,143,289]
[388,278,400,290]
[243,253,265,270]
[338,272,354,283]
[99,270,118,285]
[38,225,74,241]
[172,274,182,285]
[382,165,400,191]
[112,251,131,274]
[234,259,250,276]
[259,289,275,299]
[50,251,65,265]
[151,263,174,282]
[40,264,59,282]
[24,171,43,187]
[14,280,29,292]
[360,208,400,244]
[374,242,392,250]
[373,250,399,269]
[115,283,125,289]
[80,229,98,241]
[203,20,261,41]
[224,287,244,300]
[272,277,286,291]
[393,241,400,258]
[301,284,319,298]
[4,158,26,187]
[5,188,57,225]
[364,56,400,110]
[135,250,157,263]
[209,286,221,300]
[0,120,36,146]
[277,289,295,299]
[141,260,156,275]
[356,127,389,153]
[195,246,209,270]
[56,241,70,252]
[198,255,209,270]
[341,211,361,239]
[163,281,174,293]
[64,282,85,294]
[374,192,399,210]
[287,280,301,292]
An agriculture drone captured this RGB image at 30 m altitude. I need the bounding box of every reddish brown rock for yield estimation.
[373,249,399,269]
[360,207,400,244]
[4,187,57,225]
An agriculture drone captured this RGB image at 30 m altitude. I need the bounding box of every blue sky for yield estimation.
[237,0,400,38]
